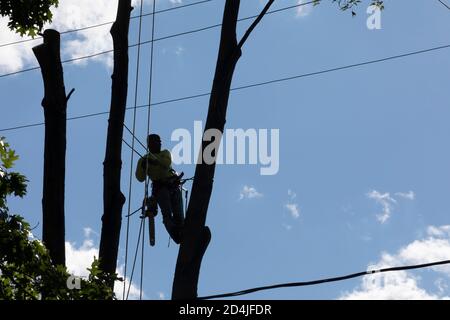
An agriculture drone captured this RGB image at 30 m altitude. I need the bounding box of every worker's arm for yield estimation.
[135,157,146,182]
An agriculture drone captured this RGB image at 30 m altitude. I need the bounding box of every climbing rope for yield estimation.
[126,205,143,218]
[123,0,147,300]
[138,0,157,301]
[125,216,144,299]
[139,215,146,300]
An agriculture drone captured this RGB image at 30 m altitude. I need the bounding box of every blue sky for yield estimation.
[2,0,450,299]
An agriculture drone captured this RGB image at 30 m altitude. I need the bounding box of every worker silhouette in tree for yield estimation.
[136,134,184,244]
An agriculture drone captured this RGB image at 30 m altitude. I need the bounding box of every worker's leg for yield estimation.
[170,186,184,226]
[154,187,178,242]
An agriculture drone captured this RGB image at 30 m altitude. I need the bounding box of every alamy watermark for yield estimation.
[367,5,382,30]
[66,275,81,290]
[170,121,279,176]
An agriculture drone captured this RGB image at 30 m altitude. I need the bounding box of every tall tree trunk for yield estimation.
[99,0,132,282]
[33,29,69,267]
[172,0,274,300]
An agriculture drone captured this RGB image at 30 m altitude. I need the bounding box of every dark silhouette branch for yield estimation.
[172,0,275,300]
[66,88,75,102]
[98,0,132,288]
[237,0,275,49]
[32,29,67,267]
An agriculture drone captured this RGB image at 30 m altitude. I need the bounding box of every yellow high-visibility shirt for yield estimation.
[135,149,174,183]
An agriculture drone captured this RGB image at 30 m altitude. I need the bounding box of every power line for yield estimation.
[139,216,146,301]
[0,0,311,50]
[1,43,449,134]
[198,259,450,299]
[122,138,143,158]
[0,1,317,79]
[123,124,147,151]
[230,44,450,91]
[438,0,450,10]
[138,1,318,44]
[0,51,112,78]
[0,0,214,49]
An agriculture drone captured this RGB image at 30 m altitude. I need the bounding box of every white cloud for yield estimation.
[0,0,182,73]
[282,223,293,231]
[66,238,98,277]
[367,190,397,224]
[239,185,263,200]
[296,0,314,18]
[0,0,117,73]
[83,227,99,238]
[288,189,296,199]
[115,265,143,300]
[435,278,449,295]
[367,190,416,223]
[395,191,415,200]
[175,46,185,56]
[285,189,300,219]
[49,0,117,69]
[65,228,142,300]
[0,17,38,73]
[340,269,440,300]
[396,239,450,276]
[427,226,450,238]
[340,225,450,300]
[157,291,166,299]
[285,203,300,219]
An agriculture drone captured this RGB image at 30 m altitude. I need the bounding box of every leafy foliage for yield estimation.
[0,137,120,299]
[0,0,59,37]
[311,0,384,15]
[331,0,384,11]
[0,137,27,217]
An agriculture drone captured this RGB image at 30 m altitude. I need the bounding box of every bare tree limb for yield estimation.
[66,88,75,102]
[237,0,275,49]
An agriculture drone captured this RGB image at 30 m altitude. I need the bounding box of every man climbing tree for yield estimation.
[135,134,185,244]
